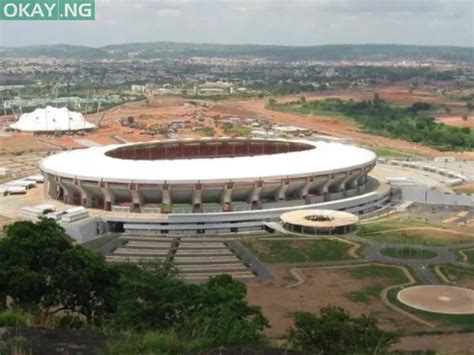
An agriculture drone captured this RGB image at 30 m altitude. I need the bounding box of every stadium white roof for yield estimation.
[9,106,95,132]
[40,140,376,184]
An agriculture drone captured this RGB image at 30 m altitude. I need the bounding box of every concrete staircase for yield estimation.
[105,234,255,282]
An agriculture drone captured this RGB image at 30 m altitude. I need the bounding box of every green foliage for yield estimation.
[0,220,119,323]
[221,122,252,136]
[109,262,201,331]
[349,265,408,285]
[176,275,269,347]
[243,239,352,263]
[269,98,474,150]
[202,126,215,137]
[346,284,384,304]
[110,271,268,347]
[100,331,213,355]
[286,306,399,354]
[0,309,27,327]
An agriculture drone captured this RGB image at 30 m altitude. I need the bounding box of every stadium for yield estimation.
[40,138,388,234]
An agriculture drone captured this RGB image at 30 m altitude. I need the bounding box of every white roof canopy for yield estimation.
[40,139,376,184]
[10,106,95,132]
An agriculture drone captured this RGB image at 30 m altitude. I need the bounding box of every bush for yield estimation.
[0,309,27,327]
[100,331,213,355]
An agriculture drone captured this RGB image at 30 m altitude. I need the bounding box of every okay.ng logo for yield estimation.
[0,0,95,20]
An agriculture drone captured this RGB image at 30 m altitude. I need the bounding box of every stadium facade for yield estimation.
[40,138,389,235]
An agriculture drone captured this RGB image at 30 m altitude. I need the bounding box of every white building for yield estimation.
[9,106,95,133]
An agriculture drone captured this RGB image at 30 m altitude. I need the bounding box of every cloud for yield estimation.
[0,0,472,47]
[156,8,181,16]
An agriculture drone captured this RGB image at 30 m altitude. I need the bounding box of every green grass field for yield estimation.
[357,220,473,246]
[346,284,385,304]
[380,247,438,259]
[241,239,352,263]
[438,265,474,283]
[372,147,418,158]
[348,264,409,284]
[268,103,355,122]
[344,265,410,305]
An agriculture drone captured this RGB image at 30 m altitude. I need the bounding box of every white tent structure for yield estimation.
[9,106,95,132]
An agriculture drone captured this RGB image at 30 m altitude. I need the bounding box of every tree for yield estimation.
[0,220,119,322]
[110,262,201,331]
[373,92,381,104]
[177,275,269,347]
[112,271,269,347]
[286,306,399,354]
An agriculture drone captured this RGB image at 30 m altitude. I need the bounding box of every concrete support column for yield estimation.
[321,174,336,201]
[99,182,115,211]
[348,168,364,190]
[192,184,202,213]
[43,173,49,199]
[45,174,58,200]
[57,178,74,204]
[129,183,143,212]
[161,184,172,213]
[298,177,313,199]
[75,180,92,207]
[355,166,371,192]
[338,172,353,197]
[274,180,289,201]
[248,181,263,209]
[221,182,234,212]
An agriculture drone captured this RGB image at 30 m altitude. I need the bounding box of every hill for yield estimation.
[0,42,472,62]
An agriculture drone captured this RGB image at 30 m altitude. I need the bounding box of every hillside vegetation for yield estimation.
[269,97,474,151]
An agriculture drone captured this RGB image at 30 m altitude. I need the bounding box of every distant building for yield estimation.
[195,82,234,96]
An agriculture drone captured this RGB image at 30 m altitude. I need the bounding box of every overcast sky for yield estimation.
[0,0,472,47]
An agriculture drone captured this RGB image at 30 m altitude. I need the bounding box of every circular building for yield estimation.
[40,138,376,213]
[398,285,474,315]
[280,209,359,235]
[9,106,95,133]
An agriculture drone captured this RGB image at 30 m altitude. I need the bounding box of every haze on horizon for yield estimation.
[0,0,473,48]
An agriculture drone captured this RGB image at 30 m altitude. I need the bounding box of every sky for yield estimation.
[0,0,473,47]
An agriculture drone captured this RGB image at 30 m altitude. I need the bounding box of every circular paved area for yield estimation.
[280,209,359,235]
[398,285,474,315]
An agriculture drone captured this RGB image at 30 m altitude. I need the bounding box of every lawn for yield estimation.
[344,265,410,305]
[358,220,474,246]
[380,247,438,259]
[348,264,409,285]
[241,239,352,263]
[438,265,474,283]
[346,284,385,304]
[372,147,417,158]
[268,102,354,121]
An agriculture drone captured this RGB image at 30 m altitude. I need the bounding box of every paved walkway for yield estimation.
[345,235,474,284]
[226,240,275,282]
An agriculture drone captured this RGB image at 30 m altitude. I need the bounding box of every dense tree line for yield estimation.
[269,97,474,151]
[0,220,398,353]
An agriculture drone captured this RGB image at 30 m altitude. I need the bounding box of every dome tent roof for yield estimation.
[10,106,95,132]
